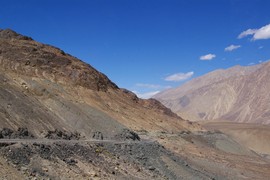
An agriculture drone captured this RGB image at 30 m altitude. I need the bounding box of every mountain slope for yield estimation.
[154,62,270,124]
[0,28,199,138]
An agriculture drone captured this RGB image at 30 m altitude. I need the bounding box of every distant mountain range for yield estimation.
[154,61,270,124]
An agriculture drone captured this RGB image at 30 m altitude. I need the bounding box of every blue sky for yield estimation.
[1,0,270,98]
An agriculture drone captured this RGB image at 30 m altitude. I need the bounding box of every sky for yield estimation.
[1,0,270,98]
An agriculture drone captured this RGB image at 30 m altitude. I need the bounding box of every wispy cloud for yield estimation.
[200,54,216,60]
[224,44,241,52]
[135,83,171,90]
[132,83,171,99]
[258,46,264,49]
[238,29,257,39]
[132,90,160,99]
[238,24,270,40]
[164,71,194,82]
[135,83,161,89]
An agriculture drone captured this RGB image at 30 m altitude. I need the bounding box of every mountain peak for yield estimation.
[0,29,118,91]
[0,28,33,40]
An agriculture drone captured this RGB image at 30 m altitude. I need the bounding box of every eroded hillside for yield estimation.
[0,29,199,138]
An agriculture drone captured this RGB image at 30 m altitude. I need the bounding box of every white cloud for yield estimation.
[132,84,172,99]
[238,29,257,39]
[238,24,270,40]
[132,90,160,99]
[254,24,270,40]
[224,44,241,52]
[259,46,264,49]
[200,54,216,60]
[165,71,194,82]
[135,83,161,89]
[135,83,171,90]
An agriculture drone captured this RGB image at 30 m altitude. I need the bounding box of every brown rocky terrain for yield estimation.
[1,29,270,179]
[0,28,197,138]
[154,62,270,124]
[202,121,270,157]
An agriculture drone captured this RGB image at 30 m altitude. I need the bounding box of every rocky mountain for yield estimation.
[154,61,270,124]
[0,28,197,138]
[1,29,270,179]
